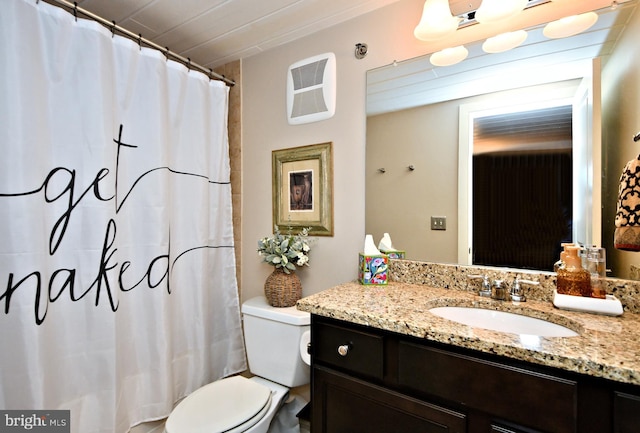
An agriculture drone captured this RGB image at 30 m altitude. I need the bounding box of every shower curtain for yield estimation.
[0,1,247,432]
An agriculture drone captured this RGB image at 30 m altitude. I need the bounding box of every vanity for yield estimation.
[296,260,640,433]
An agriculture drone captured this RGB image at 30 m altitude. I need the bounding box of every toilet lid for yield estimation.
[165,376,272,433]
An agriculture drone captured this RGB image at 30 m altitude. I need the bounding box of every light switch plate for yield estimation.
[431,216,446,231]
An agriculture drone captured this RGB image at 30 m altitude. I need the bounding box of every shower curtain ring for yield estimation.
[164,47,169,61]
[111,21,116,38]
[138,34,142,50]
[73,2,78,21]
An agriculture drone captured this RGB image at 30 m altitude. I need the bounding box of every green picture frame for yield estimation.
[272,142,333,236]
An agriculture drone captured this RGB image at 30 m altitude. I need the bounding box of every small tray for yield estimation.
[553,290,623,316]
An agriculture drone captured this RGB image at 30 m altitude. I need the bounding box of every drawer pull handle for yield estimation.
[337,344,350,357]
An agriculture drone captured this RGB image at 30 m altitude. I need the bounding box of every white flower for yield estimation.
[296,253,309,266]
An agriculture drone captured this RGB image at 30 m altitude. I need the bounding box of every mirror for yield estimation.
[365,2,639,279]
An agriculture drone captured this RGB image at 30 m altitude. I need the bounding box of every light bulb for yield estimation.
[430,46,469,67]
[543,12,599,39]
[475,0,528,24]
[414,0,461,41]
[482,30,528,53]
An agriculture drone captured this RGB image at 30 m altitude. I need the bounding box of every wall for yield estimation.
[602,5,640,279]
[241,0,632,300]
[241,0,432,299]
[214,60,243,295]
[366,99,459,263]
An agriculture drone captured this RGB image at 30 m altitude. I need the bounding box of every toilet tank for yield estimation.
[241,296,310,388]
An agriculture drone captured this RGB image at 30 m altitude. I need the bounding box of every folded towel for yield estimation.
[614,154,640,251]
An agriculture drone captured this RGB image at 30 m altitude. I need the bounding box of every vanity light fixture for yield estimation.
[475,0,528,24]
[482,30,528,53]
[415,0,603,68]
[414,0,461,41]
[430,45,469,67]
[543,12,599,39]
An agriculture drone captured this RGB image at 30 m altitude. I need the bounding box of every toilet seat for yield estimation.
[165,375,272,433]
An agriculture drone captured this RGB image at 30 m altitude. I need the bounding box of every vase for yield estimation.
[264,267,302,307]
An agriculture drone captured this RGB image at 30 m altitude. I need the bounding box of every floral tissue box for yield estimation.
[380,249,406,259]
[358,254,388,285]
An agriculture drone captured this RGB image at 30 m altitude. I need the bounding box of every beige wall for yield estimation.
[366,99,459,263]
[240,0,638,299]
[602,5,640,279]
[241,0,432,300]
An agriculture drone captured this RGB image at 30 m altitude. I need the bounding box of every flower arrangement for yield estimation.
[257,226,312,273]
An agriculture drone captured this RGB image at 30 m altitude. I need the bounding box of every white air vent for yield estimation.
[287,53,336,125]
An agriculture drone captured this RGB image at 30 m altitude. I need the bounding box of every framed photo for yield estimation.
[272,142,333,236]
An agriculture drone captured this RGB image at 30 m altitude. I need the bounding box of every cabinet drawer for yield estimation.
[313,321,384,380]
[398,341,577,433]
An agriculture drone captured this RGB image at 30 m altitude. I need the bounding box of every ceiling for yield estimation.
[73,0,407,70]
[473,105,573,154]
[63,0,502,71]
[61,0,635,92]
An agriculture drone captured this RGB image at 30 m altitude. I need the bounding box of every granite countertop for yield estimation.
[297,281,640,386]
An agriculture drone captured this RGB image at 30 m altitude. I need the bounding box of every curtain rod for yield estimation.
[37,0,235,87]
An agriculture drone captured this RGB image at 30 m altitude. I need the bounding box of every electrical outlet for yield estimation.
[430,216,446,231]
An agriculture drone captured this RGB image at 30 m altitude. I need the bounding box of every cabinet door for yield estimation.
[398,341,577,433]
[313,366,466,433]
[614,391,640,433]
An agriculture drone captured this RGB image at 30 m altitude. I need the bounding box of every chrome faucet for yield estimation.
[510,278,540,302]
[469,275,540,302]
[468,274,491,297]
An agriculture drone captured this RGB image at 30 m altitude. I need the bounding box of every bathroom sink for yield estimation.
[429,307,578,337]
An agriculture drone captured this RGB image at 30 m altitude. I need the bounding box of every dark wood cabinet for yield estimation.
[310,315,640,433]
[613,391,640,433]
[315,366,466,433]
[398,341,576,433]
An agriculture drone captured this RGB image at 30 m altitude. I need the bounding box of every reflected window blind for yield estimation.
[473,152,572,271]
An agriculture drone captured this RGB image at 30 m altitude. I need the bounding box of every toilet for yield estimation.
[164,296,311,433]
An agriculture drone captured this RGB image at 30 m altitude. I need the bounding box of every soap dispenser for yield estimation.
[556,246,591,297]
[553,242,573,272]
[587,247,607,299]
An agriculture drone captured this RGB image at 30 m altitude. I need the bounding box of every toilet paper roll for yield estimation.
[299,330,311,365]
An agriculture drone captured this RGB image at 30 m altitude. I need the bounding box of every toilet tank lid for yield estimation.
[242,296,310,325]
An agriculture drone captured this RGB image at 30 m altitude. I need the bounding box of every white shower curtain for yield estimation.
[0,1,247,432]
